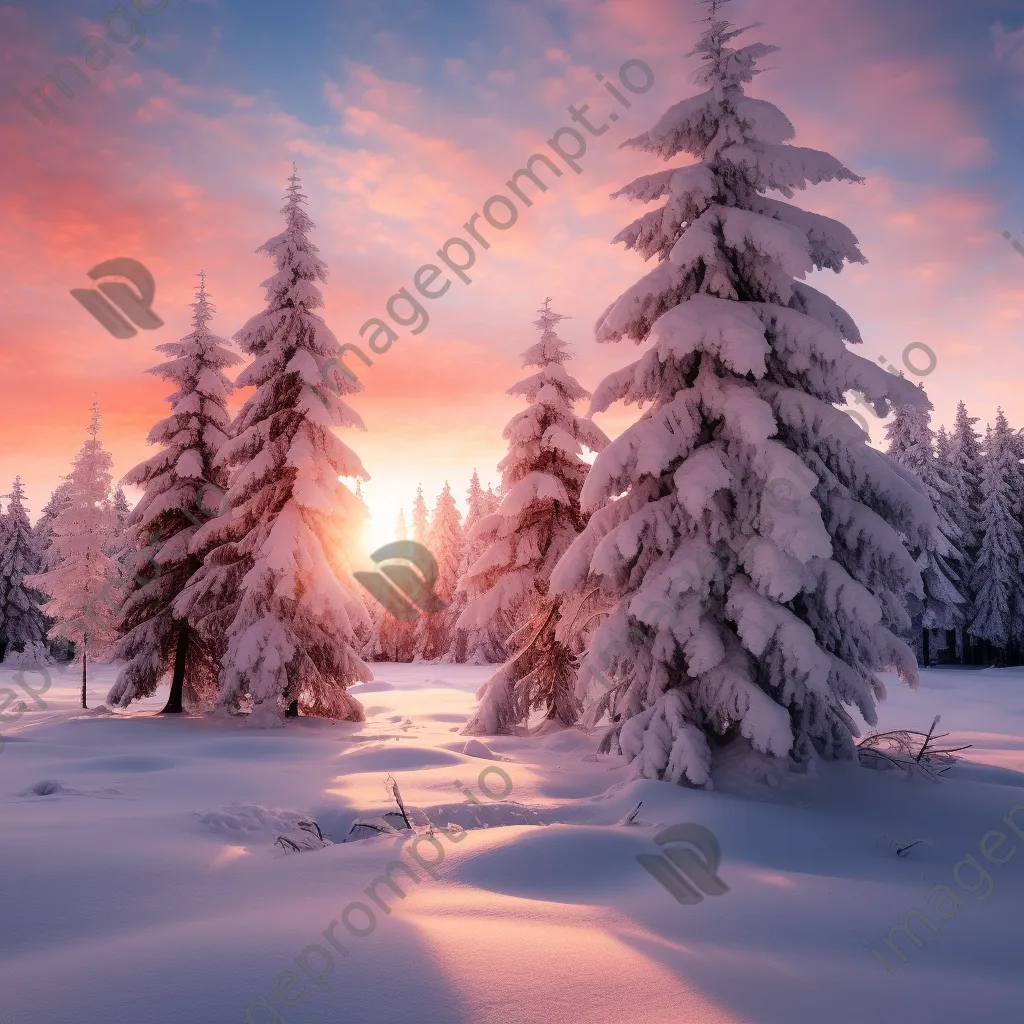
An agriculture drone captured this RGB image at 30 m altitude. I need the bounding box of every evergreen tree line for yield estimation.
[364,474,507,665]
[885,394,1024,668]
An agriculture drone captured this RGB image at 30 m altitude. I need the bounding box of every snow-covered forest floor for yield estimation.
[1,663,1022,1024]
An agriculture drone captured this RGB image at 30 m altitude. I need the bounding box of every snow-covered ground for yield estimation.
[1,662,1022,1024]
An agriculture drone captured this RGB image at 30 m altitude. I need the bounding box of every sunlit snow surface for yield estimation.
[1,662,1022,1023]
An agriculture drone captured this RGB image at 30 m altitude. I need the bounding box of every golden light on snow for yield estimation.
[748,871,798,890]
[401,888,753,1023]
[210,845,250,868]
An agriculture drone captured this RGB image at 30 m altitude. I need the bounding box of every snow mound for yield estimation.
[21,780,67,797]
[195,802,313,835]
[461,738,511,760]
[335,743,463,772]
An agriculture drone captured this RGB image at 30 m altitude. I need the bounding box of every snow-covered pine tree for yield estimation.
[549,4,936,784]
[345,479,381,660]
[26,404,121,706]
[945,401,983,662]
[175,168,372,725]
[411,485,429,545]
[33,479,73,572]
[447,471,505,663]
[462,300,609,734]
[968,410,1024,665]
[359,596,385,662]
[882,388,964,666]
[483,485,501,515]
[934,424,969,660]
[107,273,240,714]
[105,485,133,567]
[32,479,75,661]
[376,510,415,661]
[112,486,130,531]
[413,482,463,661]
[0,477,48,662]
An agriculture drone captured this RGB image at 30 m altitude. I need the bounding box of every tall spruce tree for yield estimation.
[550,5,936,784]
[343,479,380,660]
[411,485,429,546]
[26,405,121,706]
[413,482,463,661]
[883,389,963,666]
[32,479,75,661]
[33,480,73,572]
[462,300,608,734]
[107,273,240,714]
[968,410,1024,664]
[175,169,372,725]
[112,486,131,530]
[376,510,415,661]
[934,424,969,660]
[448,470,506,664]
[945,401,983,662]
[0,477,48,662]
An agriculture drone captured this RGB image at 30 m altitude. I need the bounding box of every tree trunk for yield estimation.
[945,629,957,664]
[285,700,299,718]
[921,629,930,668]
[161,623,189,714]
[81,644,88,709]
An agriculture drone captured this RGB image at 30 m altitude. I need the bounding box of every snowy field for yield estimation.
[1,662,1023,1024]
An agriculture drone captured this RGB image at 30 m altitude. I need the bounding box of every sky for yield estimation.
[1,0,1023,552]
